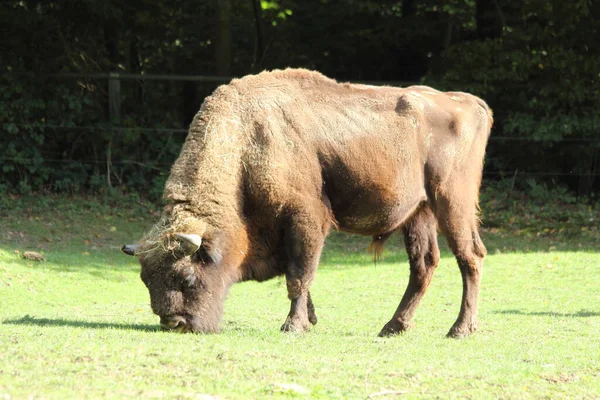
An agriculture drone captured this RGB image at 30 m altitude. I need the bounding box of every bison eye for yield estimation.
[182,267,196,288]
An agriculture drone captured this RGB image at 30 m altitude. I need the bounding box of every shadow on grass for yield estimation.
[493,309,600,318]
[3,315,159,332]
[3,316,268,335]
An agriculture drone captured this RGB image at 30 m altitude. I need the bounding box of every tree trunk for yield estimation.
[476,0,503,39]
[251,0,265,71]
[577,150,597,197]
[103,19,119,121]
[103,17,120,189]
[104,22,119,67]
[215,0,232,76]
[402,0,415,18]
[129,33,144,105]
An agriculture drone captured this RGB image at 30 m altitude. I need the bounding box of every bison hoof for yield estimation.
[446,320,478,339]
[377,320,413,337]
[308,311,318,326]
[280,316,311,333]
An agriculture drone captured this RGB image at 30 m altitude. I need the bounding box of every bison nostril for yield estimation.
[160,315,187,331]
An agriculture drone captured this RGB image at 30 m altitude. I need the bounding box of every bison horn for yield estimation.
[121,244,139,256]
[173,233,202,255]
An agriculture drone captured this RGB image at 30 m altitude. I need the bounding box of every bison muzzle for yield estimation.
[122,68,493,338]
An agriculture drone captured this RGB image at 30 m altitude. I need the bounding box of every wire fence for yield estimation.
[2,129,598,177]
[2,72,600,184]
[4,122,600,143]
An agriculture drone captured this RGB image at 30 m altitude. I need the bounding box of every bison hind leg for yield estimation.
[378,205,440,337]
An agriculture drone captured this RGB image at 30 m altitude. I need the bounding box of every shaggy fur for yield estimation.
[127,68,493,337]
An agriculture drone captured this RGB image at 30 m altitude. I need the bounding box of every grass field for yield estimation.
[0,193,599,399]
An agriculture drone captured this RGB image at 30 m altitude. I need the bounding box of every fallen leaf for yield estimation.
[22,251,45,262]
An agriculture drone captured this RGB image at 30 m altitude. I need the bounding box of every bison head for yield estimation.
[122,229,233,333]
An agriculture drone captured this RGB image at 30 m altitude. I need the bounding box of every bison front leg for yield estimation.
[281,292,313,333]
[379,206,440,337]
[280,209,328,333]
[281,285,320,332]
[306,291,318,325]
[434,179,487,338]
[444,229,486,338]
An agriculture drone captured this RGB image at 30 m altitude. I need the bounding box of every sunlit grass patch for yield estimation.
[1,194,599,399]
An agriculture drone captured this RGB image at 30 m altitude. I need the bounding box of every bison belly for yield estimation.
[324,166,426,236]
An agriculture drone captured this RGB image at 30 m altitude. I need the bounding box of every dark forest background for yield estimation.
[1,0,599,200]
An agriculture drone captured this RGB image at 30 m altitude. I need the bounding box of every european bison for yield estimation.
[122,68,493,338]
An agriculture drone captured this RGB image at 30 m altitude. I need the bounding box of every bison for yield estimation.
[122,68,493,338]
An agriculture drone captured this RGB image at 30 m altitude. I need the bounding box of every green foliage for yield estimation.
[1,0,599,197]
[0,0,200,200]
[480,179,598,244]
[0,71,181,199]
[431,0,600,193]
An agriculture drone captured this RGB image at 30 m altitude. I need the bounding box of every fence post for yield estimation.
[108,72,121,123]
[107,73,121,188]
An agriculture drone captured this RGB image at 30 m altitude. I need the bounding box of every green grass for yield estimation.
[1,194,599,399]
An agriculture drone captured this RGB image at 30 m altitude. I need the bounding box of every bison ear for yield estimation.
[197,232,223,266]
[173,233,202,256]
[121,244,139,256]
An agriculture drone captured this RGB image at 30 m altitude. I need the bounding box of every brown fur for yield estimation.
[127,68,493,337]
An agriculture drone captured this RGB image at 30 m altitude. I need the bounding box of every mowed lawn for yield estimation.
[0,195,599,399]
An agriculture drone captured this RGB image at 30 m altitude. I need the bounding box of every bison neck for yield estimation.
[163,110,246,226]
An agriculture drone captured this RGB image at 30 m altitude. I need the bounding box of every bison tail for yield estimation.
[367,231,394,263]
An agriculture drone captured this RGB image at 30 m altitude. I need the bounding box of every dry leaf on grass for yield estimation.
[22,251,46,262]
